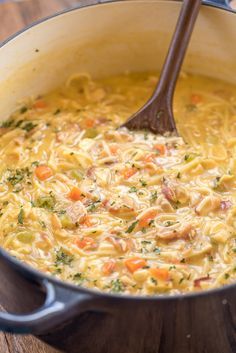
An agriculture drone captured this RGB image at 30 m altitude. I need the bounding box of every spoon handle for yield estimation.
[122,0,202,135]
[155,0,202,103]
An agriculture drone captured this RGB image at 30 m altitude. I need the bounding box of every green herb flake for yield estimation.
[110,279,124,293]
[73,272,84,284]
[55,248,74,266]
[0,119,14,129]
[20,106,28,114]
[184,153,196,163]
[54,109,61,115]
[129,186,137,193]
[126,220,138,233]
[150,191,158,203]
[35,193,56,211]
[87,200,101,212]
[7,167,31,186]
[176,172,181,179]
[22,122,37,132]
[139,179,147,187]
[151,277,157,285]
[18,207,24,225]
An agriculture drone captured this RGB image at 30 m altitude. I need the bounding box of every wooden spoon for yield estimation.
[121,0,202,135]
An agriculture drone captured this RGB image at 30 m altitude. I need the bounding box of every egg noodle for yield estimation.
[0,72,235,295]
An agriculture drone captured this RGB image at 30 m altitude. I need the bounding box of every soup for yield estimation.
[0,72,235,295]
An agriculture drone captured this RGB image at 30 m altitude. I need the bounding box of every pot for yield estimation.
[0,1,235,352]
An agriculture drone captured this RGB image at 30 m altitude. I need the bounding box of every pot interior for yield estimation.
[0,1,235,118]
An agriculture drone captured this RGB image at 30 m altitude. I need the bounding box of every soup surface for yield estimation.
[0,72,235,295]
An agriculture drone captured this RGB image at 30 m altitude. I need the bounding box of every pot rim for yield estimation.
[0,0,235,302]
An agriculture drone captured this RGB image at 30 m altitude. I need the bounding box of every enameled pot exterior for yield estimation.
[0,1,236,352]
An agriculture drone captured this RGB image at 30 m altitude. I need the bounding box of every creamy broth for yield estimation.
[0,72,235,295]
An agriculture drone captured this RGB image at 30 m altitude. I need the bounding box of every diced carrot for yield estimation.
[102,260,116,275]
[33,100,47,109]
[83,118,96,128]
[143,153,156,163]
[110,145,119,154]
[150,268,170,281]
[76,236,97,250]
[190,94,202,104]
[153,144,166,155]
[80,215,92,227]
[35,165,53,181]
[124,257,147,273]
[68,187,83,201]
[121,167,137,179]
[138,209,158,228]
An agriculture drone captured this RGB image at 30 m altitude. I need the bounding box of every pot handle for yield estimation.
[0,279,91,334]
[204,0,235,11]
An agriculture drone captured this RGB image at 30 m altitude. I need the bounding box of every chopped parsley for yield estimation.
[176,172,181,179]
[110,279,124,293]
[126,220,138,233]
[129,186,137,193]
[7,167,31,186]
[17,207,24,225]
[139,179,147,187]
[73,272,84,284]
[35,193,56,211]
[87,200,100,212]
[184,153,197,163]
[54,109,61,115]
[164,221,177,227]
[55,248,74,266]
[150,277,157,285]
[20,106,28,114]
[22,122,37,132]
[0,119,14,129]
[150,190,158,203]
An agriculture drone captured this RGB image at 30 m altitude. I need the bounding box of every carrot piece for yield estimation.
[76,236,97,250]
[138,209,158,228]
[190,94,202,104]
[80,215,92,227]
[153,144,166,155]
[35,165,53,181]
[83,118,96,128]
[143,153,156,163]
[102,260,116,275]
[33,100,47,109]
[124,257,147,273]
[68,187,83,201]
[121,167,137,179]
[110,145,119,155]
[150,268,170,281]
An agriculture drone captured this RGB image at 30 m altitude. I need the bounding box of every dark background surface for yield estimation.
[0,0,235,352]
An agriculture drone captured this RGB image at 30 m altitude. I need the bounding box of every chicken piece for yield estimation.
[195,195,221,216]
[162,180,189,205]
[156,195,175,213]
[106,236,134,253]
[66,201,87,224]
[156,223,195,241]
